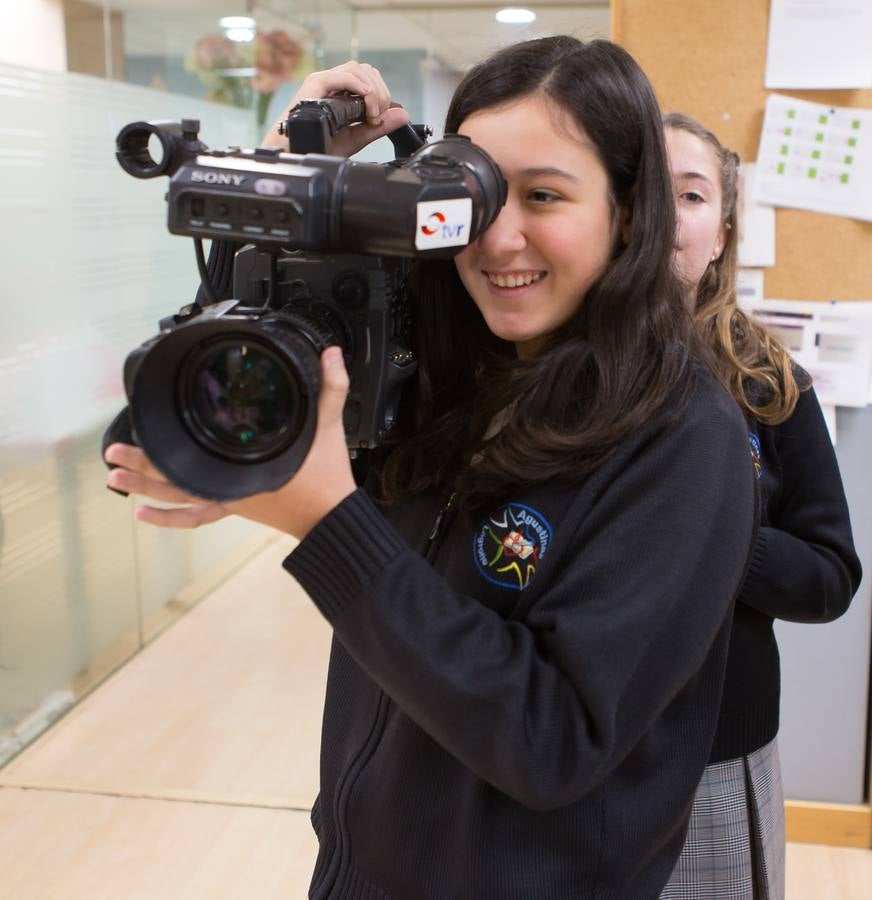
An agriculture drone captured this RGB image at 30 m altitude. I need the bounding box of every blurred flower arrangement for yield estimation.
[185,28,314,127]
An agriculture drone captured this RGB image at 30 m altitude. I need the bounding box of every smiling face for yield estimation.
[665,126,728,294]
[454,94,618,359]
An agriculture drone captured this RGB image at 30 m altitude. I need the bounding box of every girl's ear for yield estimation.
[711,221,729,262]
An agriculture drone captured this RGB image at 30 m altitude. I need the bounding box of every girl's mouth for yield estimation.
[484,271,545,289]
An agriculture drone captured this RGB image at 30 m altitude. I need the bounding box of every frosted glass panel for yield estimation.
[0,64,269,765]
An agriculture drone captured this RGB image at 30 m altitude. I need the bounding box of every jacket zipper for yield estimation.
[424,491,457,560]
[318,491,457,898]
[314,691,391,899]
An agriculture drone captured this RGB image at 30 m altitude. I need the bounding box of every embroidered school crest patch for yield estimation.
[748,432,763,479]
[473,503,553,590]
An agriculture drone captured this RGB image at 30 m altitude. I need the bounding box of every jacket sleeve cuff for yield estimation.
[736,527,770,607]
[281,488,406,621]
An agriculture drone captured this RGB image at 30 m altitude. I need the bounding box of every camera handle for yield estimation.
[279,93,428,159]
[279,93,366,154]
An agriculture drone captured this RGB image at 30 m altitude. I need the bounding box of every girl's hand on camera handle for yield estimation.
[261,61,411,158]
[104,347,357,540]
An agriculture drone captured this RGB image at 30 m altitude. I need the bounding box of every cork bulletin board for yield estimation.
[612,0,872,301]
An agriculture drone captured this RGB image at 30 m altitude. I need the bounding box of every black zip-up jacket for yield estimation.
[282,368,756,899]
[709,383,862,762]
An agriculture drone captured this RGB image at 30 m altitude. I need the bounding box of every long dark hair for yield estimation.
[664,112,802,424]
[379,37,700,512]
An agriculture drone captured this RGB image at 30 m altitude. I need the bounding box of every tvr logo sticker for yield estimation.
[416,198,472,249]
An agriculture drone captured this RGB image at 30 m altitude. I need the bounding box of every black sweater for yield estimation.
[283,369,756,899]
[709,384,862,763]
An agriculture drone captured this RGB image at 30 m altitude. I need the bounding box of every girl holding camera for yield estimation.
[107,38,758,898]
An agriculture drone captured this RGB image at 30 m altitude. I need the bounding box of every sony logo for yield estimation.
[190,170,246,186]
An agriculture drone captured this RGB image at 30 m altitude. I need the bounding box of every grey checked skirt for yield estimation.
[659,738,785,899]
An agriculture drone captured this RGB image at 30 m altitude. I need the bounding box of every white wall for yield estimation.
[421,59,461,140]
[0,0,67,71]
[777,405,872,804]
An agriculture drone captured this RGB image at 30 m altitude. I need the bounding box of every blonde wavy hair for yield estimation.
[664,112,802,424]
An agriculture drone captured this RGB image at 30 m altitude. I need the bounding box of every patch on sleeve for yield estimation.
[473,503,553,591]
[748,432,763,479]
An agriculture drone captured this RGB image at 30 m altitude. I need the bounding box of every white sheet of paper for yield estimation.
[765,0,872,89]
[821,300,872,405]
[737,297,872,408]
[737,269,765,306]
[820,403,837,445]
[755,94,872,222]
[737,164,776,268]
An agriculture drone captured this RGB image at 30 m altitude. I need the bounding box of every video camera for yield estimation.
[104,95,506,501]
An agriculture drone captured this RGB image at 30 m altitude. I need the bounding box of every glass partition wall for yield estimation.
[0,0,358,766]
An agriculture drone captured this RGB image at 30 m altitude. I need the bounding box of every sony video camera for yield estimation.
[106,95,506,501]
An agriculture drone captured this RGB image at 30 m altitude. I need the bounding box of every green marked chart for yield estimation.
[756,94,872,222]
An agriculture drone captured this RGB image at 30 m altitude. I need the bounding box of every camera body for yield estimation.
[109,99,506,501]
[163,144,485,257]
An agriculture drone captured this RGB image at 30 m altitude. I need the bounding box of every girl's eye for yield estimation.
[528,189,561,204]
[681,191,705,203]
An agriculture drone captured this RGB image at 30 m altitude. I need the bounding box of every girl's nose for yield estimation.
[476,203,527,256]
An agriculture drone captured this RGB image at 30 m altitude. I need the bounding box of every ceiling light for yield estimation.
[495,8,537,25]
[218,16,256,30]
[225,27,255,42]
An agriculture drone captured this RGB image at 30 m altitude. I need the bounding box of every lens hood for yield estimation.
[128,314,322,501]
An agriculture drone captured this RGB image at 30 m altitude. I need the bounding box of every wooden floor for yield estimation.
[0,535,869,899]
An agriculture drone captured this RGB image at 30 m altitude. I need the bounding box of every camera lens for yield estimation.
[126,313,326,500]
[182,339,304,461]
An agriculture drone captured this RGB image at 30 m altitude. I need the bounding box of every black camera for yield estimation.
[107,96,506,501]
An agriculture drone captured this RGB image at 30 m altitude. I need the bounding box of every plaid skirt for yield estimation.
[659,738,785,899]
